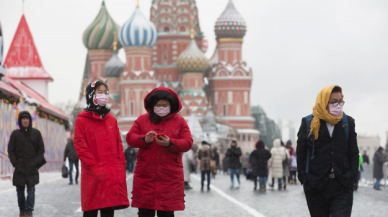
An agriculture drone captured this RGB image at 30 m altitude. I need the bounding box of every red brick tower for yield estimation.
[117,2,158,131]
[150,0,205,91]
[208,0,254,129]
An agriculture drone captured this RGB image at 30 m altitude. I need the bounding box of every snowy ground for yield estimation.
[0,172,387,217]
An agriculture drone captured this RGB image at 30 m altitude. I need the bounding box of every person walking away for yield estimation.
[222,156,229,175]
[74,81,129,217]
[281,141,290,190]
[226,140,242,188]
[297,85,359,217]
[250,140,271,191]
[289,150,297,185]
[373,147,388,190]
[183,144,198,190]
[63,132,79,185]
[286,140,293,184]
[212,147,220,178]
[242,152,250,177]
[198,141,213,191]
[126,87,193,217]
[362,150,370,165]
[268,139,286,190]
[124,146,137,173]
[8,111,46,217]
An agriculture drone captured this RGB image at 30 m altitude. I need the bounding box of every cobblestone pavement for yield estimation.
[0,172,387,217]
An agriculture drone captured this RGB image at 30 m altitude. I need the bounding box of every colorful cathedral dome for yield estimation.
[104,36,124,78]
[83,1,122,50]
[215,0,247,39]
[177,31,209,73]
[119,4,157,47]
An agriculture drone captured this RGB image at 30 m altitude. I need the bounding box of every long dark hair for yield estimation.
[145,90,179,124]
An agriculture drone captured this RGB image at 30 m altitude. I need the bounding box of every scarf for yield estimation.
[85,80,110,118]
[309,85,344,140]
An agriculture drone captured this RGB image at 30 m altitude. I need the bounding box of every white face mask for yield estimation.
[154,106,170,117]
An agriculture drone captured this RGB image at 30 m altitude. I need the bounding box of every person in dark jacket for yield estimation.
[198,141,213,191]
[362,150,370,165]
[226,140,242,188]
[212,147,220,178]
[124,146,137,174]
[63,132,79,185]
[8,111,46,217]
[250,140,271,191]
[373,147,388,190]
[297,86,359,217]
[222,156,229,175]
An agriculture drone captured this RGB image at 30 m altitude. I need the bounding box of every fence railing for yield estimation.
[359,163,388,187]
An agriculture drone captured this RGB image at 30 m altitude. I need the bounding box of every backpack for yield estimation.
[304,113,349,173]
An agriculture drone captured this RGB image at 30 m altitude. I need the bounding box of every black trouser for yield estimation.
[201,170,211,189]
[83,207,114,217]
[16,185,35,215]
[290,171,297,182]
[138,208,174,217]
[304,178,353,217]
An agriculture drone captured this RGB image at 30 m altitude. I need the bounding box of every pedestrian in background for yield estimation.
[355,145,363,191]
[222,156,229,175]
[226,140,242,188]
[126,87,193,217]
[74,81,129,217]
[242,152,250,176]
[212,147,220,178]
[362,150,370,165]
[63,132,79,185]
[289,150,297,185]
[250,140,271,191]
[373,147,388,190]
[198,141,213,191]
[183,144,198,190]
[297,85,358,217]
[124,146,137,174]
[268,139,286,190]
[281,141,290,190]
[8,111,46,217]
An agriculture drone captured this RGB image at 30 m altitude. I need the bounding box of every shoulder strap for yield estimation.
[305,114,314,173]
[342,112,349,143]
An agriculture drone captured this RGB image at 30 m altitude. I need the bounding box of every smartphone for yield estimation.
[156,133,166,140]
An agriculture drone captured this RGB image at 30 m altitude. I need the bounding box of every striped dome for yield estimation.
[104,51,124,78]
[177,39,209,73]
[215,0,246,39]
[83,1,122,50]
[119,6,157,47]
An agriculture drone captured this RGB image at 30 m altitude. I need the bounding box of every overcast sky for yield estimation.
[1,0,387,145]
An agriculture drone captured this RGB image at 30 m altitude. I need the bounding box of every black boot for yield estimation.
[278,184,282,190]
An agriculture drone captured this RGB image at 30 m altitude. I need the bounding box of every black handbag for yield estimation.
[62,165,69,178]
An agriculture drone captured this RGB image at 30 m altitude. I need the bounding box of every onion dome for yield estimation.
[177,30,209,73]
[215,0,247,39]
[201,37,208,53]
[83,1,122,50]
[104,33,124,78]
[119,4,157,47]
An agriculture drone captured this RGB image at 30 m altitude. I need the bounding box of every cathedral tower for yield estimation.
[208,0,254,129]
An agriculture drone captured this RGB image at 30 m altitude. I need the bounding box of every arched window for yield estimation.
[164,26,170,32]
[223,105,226,116]
[130,102,134,116]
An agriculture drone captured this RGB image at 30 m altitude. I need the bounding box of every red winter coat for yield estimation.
[74,110,129,211]
[126,87,193,211]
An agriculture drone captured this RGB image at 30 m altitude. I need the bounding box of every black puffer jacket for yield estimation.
[64,139,78,162]
[250,141,271,177]
[8,111,46,186]
[226,146,242,169]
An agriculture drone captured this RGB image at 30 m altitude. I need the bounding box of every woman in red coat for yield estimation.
[126,87,193,217]
[74,81,129,217]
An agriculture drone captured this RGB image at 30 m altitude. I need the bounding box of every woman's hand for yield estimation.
[156,135,170,147]
[145,131,157,144]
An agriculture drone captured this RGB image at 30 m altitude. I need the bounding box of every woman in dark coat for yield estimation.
[250,140,271,191]
[226,140,242,188]
[126,87,193,216]
[373,147,388,190]
[74,81,129,217]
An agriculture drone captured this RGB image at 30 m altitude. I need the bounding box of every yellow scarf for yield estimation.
[309,85,344,140]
